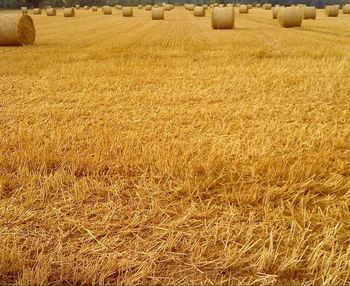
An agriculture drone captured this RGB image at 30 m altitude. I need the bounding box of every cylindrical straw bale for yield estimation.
[194,6,206,16]
[0,14,36,46]
[343,4,350,13]
[272,6,281,19]
[46,8,56,16]
[278,7,302,27]
[102,6,112,14]
[218,4,224,7]
[164,4,172,10]
[247,4,252,9]
[115,5,122,10]
[263,3,272,9]
[75,4,80,9]
[64,7,75,17]
[145,4,152,10]
[239,5,248,13]
[256,3,261,7]
[303,6,316,19]
[138,5,143,9]
[187,4,195,10]
[227,3,234,7]
[152,7,164,19]
[83,6,89,10]
[33,8,41,14]
[212,7,234,29]
[91,6,98,11]
[122,6,133,16]
[21,7,28,14]
[325,5,339,16]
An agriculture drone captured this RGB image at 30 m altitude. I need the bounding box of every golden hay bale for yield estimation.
[194,6,206,16]
[218,4,224,7]
[272,6,281,19]
[122,7,133,16]
[212,7,234,29]
[203,4,208,9]
[239,5,248,13]
[263,3,272,10]
[303,6,316,19]
[102,6,112,14]
[46,8,56,16]
[278,7,302,27]
[83,6,89,10]
[325,5,339,16]
[343,4,350,14]
[334,4,340,9]
[256,3,261,8]
[33,8,41,14]
[138,5,143,9]
[187,4,195,10]
[152,7,164,19]
[164,4,172,10]
[115,5,122,10]
[64,7,75,17]
[0,14,35,46]
[75,4,80,9]
[227,3,234,7]
[145,4,152,10]
[213,3,218,7]
[91,6,98,11]
[247,4,252,9]
[21,7,28,14]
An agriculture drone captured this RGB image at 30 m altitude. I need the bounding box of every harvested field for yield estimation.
[1,6,350,285]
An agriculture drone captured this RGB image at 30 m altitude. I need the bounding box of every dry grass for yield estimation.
[1,7,350,285]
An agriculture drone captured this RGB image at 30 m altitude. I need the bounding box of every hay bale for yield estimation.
[247,4,252,9]
[239,5,248,13]
[152,7,164,19]
[272,6,281,19]
[21,7,28,14]
[33,8,41,15]
[83,6,89,10]
[227,3,234,7]
[218,4,224,7]
[256,3,261,8]
[46,8,56,16]
[0,14,35,46]
[64,7,75,17]
[187,4,195,10]
[164,4,172,10]
[263,3,272,10]
[102,6,112,14]
[138,5,143,9]
[325,5,339,16]
[212,7,234,29]
[343,4,350,14]
[303,6,316,19]
[154,5,159,8]
[194,6,206,16]
[75,4,80,9]
[115,5,122,10]
[91,6,98,11]
[122,7,133,16]
[203,4,208,9]
[278,7,302,27]
[145,4,152,10]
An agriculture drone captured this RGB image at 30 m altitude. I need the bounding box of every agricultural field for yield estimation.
[1,6,350,285]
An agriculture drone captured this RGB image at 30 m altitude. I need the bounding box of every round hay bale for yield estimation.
[138,5,143,9]
[102,6,112,14]
[239,5,248,13]
[325,5,339,16]
[152,7,164,19]
[91,6,98,11]
[212,7,234,29]
[115,5,122,10]
[33,8,41,15]
[263,3,272,10]
[64,7,75,17]
[343,4,350,14]
[21,7,28,14]
[153,5,159,8]
[218,4,224,7]
[278,7,302,27]
[303,6,316,19]
[122,7,133,17]
[334,4,340,9]
[194,6,206,16]
[227,4,234,7]
[203,4,208,9]
[213,3,218,7]
[247,4,252,9]
[83,6,89,10]
[164,4,172,10]
[46,8,56,16]
[75,4,80,9]
[0,14,35,46]
[187,4,195,10]
[256,3,261,8]
[145,4,152,10]
[272,6,281,19]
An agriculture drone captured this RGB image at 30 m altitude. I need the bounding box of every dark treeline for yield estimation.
[0,0,348,11]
